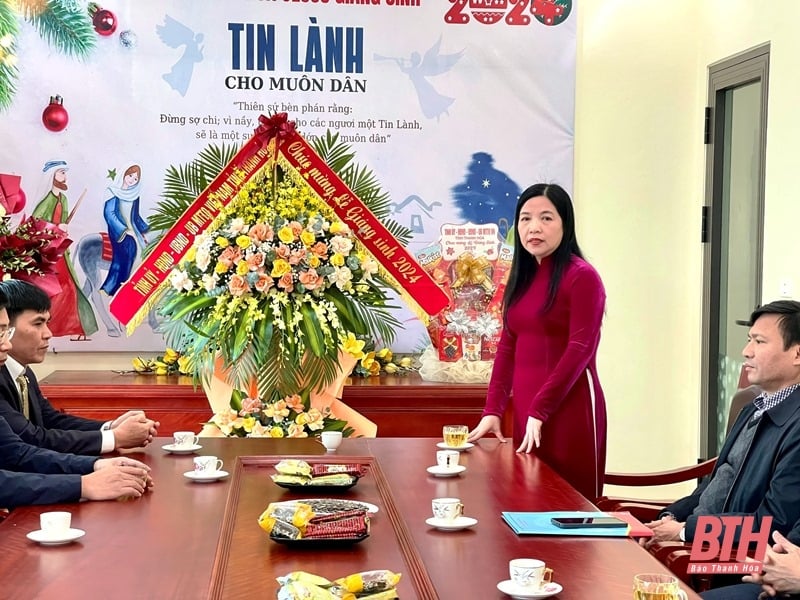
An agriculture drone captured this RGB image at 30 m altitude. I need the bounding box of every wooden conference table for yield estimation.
[0,438,700,599]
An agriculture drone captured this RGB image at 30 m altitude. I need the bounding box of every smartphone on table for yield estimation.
[551,516,627,529]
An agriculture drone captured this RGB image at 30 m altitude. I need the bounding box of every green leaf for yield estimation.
[230,389,244,412]
[0,2,19,111]
[299,303,325,357]
[162,294,218,321]
[24,1,95,59]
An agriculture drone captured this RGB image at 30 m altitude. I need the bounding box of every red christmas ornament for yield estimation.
[42,95,69,132]
[89,3,118,36]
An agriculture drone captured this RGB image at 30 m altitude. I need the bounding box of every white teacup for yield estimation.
[431,497,463,522]
[320,431,343,452]
[193,455,223,474]
[173,431,199,447]
[40,511,71,536]
[436,450,460,469]
[509,558,553,590]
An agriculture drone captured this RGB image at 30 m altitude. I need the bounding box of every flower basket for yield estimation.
[1,173,73,293]
[110,114,448,437]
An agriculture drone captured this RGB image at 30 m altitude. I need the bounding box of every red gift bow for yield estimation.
[253,113,297,148]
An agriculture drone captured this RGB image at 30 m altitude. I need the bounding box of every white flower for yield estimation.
[228,217,247,234]
[329,235,353,255]
[201,273,219,292]
[169,269,194,291]
[195,246,211,271]
[361,257,378,280]
[328,266,353,291]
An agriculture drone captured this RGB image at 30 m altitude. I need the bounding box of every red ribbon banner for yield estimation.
[110,113,449,328]
[278,131,449,316]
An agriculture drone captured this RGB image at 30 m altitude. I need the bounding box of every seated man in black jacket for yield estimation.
[0,297,151,507]
[701,526,800,599]
[0,280,159,455]
[645,301,800,548]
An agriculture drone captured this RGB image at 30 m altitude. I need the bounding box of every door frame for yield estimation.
[700,43,769,459]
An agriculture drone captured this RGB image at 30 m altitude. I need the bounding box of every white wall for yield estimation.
[37,0,800,498]
[575,0,800,498]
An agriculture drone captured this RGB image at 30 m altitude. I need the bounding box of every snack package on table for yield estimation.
[277,570,401,600]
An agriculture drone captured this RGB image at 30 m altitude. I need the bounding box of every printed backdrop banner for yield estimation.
[0,0,576,352]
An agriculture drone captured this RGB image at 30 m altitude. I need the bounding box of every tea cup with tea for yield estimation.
[442,425,469,448]
[632,573,688,600]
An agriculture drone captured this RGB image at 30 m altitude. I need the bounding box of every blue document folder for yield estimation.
[501,511,651,537]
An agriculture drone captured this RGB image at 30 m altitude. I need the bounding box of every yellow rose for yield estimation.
[236,235,251,249]
[163,348,179,364]
[154,362,168,376]
[383,362,399,374]
[215,261,228,274]
[132,357,149,372]
[242,417,256,433]
[185,246,197,262]
[300,230,316,246]
[215,236,229,248]
[399,356,414,369]
[330,221,344,234]
[270,259,291,278]
[308,255,321,268]
[330,253,345,267]
[368,361,381,376]
[236,260,249,276]
[270,426,285,438]
[376,348,392,362]
[278,226,295,244]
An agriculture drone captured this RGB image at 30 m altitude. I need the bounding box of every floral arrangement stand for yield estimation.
[109,114,447,439]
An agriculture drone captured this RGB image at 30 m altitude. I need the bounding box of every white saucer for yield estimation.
[497,580,562,599]
[26,528,86,546]
[162,443,202,454]
[183,470,229,482]
[426,464,467,477]
[436,441,475,452]
[425,516,478,531]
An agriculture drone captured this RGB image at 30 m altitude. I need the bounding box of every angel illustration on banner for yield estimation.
[375,37,464,121]
[157,15,204,96]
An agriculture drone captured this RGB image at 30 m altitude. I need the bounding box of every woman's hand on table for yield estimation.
[467,415,506,443]
[516,416,543,453]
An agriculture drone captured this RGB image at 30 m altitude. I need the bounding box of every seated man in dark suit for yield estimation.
[0,280,159,455]
[643,300,800,592]
[0,298,151,507]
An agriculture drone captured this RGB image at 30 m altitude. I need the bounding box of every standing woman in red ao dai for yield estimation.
[468,183,607,500]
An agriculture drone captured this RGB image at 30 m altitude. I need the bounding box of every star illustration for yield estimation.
[106,168,117,180]
[482,179,491,188]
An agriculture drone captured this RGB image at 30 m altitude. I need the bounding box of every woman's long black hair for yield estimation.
[502,183,584,315]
